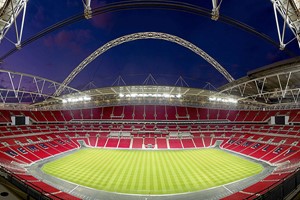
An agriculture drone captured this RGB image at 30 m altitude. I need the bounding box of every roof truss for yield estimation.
[219,66,300,105]
[271,0,300,49]
[0,69,79,105]
[0,0,27,48]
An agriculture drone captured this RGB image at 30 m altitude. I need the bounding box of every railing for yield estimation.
[0,166,64,200]
[246,167,300,200]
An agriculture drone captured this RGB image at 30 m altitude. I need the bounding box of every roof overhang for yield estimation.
[32,85,247,110]
[219,56,300,108]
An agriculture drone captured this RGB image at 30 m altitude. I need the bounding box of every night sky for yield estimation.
[0,0,299,90]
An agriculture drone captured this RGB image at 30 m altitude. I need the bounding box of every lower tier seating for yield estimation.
[0,123,299,200]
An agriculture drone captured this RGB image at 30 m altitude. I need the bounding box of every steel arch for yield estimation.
[54,32,234,96]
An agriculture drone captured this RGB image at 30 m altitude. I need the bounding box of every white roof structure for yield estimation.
[0,0,27,47]
[271,0,300,49]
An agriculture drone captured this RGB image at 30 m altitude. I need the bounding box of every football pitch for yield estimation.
[42,148,263,194]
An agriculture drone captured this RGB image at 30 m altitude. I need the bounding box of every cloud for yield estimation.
[90,1,112,29]
[91,14,112,29]
[29,5,47,29]
[43,29,93,53]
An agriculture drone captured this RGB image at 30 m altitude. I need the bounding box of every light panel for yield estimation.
[62,96,91,103]
[119,93,182,99]
[209,96,238,103]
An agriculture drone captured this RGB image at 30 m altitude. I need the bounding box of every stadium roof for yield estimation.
[0,0,299,110]
[219,56,300,106]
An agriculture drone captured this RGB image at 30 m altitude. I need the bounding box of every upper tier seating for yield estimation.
[1,106,299,123]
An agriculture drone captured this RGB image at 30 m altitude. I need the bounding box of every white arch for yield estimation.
[54,32,234,96]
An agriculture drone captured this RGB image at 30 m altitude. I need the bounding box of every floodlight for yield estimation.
[83,96,91,101]
[62,95,91,104]
[209,96,237,104]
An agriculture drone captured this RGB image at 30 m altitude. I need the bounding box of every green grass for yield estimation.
[42,148,263,194]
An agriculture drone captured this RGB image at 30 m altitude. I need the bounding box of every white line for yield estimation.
[69,185,79,193]
[223,185,233,194]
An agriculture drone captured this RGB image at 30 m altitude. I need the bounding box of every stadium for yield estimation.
[0,0,299,200]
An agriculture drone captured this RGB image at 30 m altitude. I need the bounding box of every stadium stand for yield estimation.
[4,106,300,123]
[0,105,300,199]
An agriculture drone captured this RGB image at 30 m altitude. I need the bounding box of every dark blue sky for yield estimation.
[0,0,299,90]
